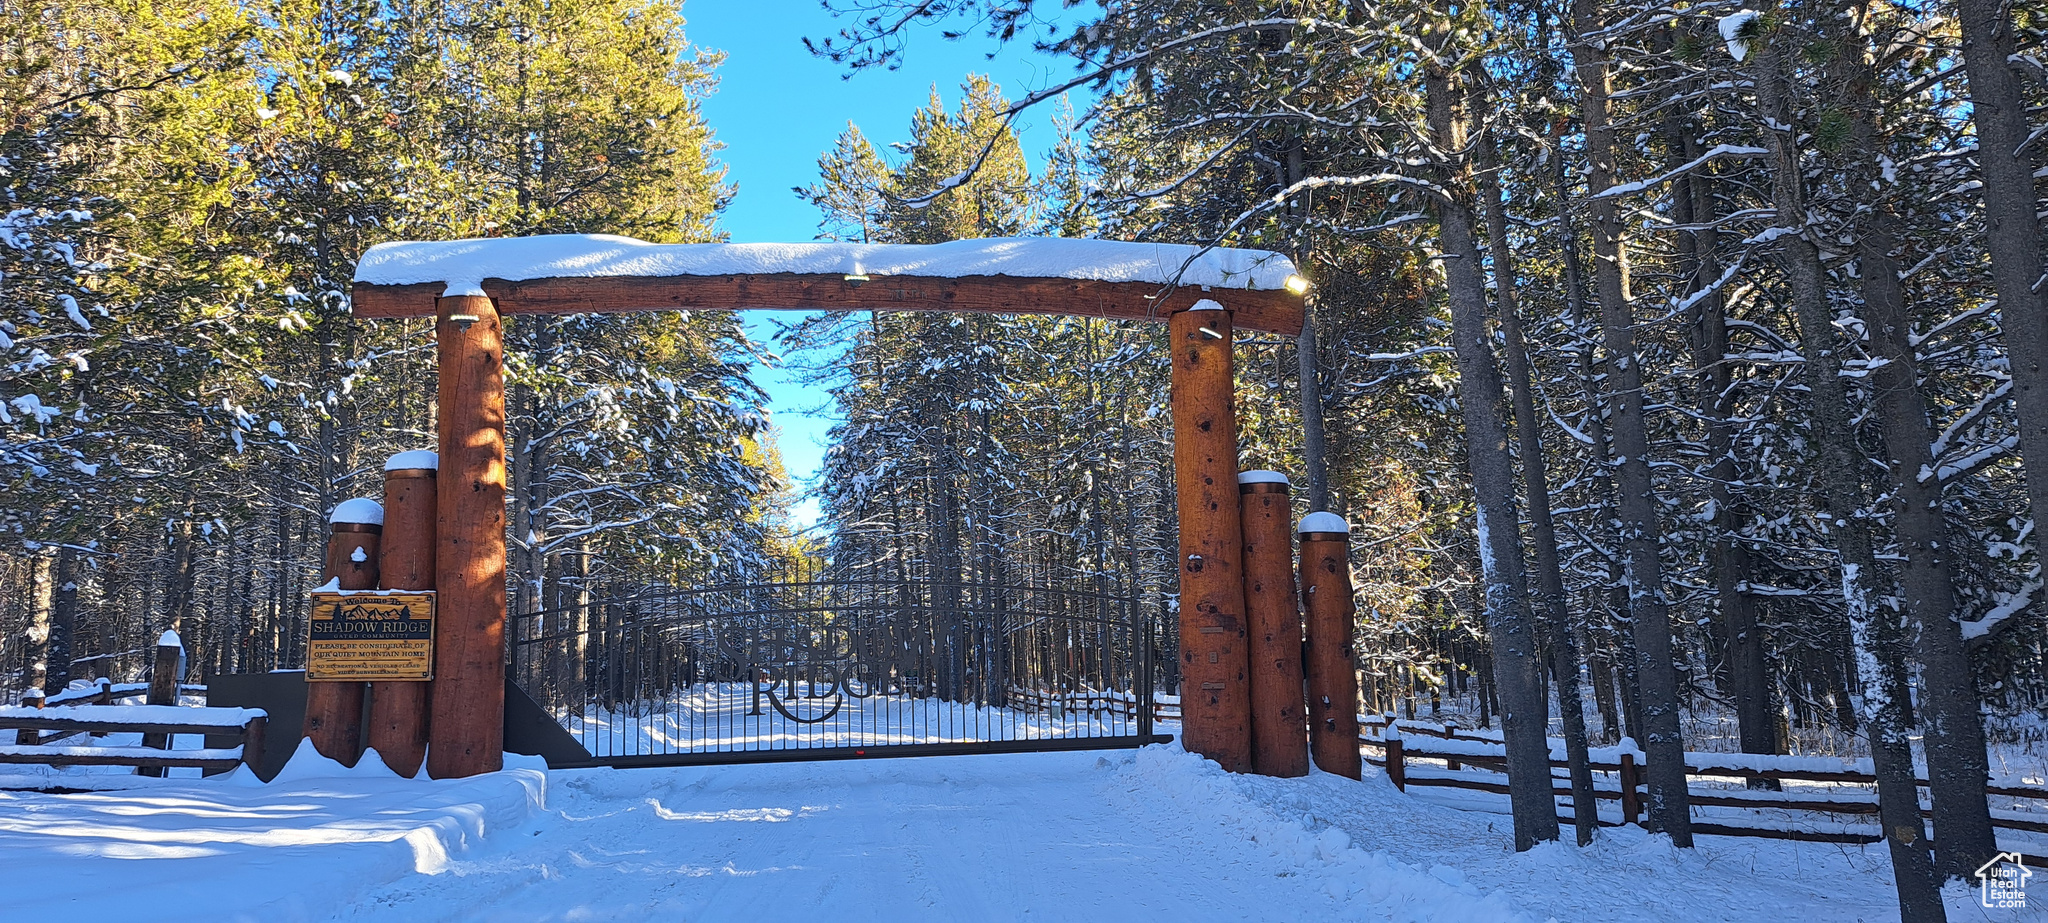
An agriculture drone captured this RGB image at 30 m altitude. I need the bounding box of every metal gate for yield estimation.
[509,578,1165,767]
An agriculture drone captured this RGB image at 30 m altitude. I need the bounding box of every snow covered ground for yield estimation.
[3,739,2034,922]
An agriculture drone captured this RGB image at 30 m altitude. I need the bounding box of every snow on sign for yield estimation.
[307,590,436,681]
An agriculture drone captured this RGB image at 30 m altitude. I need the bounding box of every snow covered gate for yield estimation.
[347,234,1319,778]
[508,577,1161,766]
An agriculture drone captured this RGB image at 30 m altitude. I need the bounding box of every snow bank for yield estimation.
[0,740,546,923]
[354,234,1301,298]
[1127,746,1536,921]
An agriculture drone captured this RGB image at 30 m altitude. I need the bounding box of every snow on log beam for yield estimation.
[350,236,1308,335]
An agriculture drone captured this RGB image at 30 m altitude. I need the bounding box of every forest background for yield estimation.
[2,0,2046,886]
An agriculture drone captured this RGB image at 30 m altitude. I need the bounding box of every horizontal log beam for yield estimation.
[351,273,1305,336]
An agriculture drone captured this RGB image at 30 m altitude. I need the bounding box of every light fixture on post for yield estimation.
[1284,275,1311,295]
[843,273,870,287]
[447,313,480,331]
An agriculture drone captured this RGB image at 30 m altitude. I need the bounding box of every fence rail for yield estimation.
[1360,715,2048,863]
[1004,687,1182,723]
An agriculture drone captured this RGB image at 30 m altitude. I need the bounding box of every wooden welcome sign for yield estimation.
[307,591,436,682]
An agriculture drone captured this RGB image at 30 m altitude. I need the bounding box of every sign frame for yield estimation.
[306,590,437,682]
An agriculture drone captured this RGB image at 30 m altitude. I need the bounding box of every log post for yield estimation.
[241,714,267,774]
[1300,512,1361,779]
[1445,722,1460,771]
[1386,731,1406,791]
[91,679,110,736]
[1169,301,1251,773]
[15,687,40,745]
[428,294,508,779]
[1621,751,1641,825]
[305,501,381,766]
[1239,470,1308,778]
[137,631,185,776]
[370,450,437,778]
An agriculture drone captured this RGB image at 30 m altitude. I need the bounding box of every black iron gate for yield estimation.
[509,578,1165,767]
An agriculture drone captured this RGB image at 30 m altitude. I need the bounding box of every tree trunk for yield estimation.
[1476,122,1598,844]
[23,550,54,694]
[1548,107,1632,751]
[1669,105,1777,786]
[1749,32,1944,919]
[1956,0,2048,611]
[1837,14,1997,879]
[1423,58,1559,850]
[1568,0,1690,844]
[47,546,78,694]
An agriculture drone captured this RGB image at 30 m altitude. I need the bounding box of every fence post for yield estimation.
[91,679,110,736]
[15,687,41,745]
[1620,751,1641,825]
[305,499,382,767]
[1386,732,1406,791]
[241,714,267,774]
[137,632,183,777]
[1300,512,1362,780]
[1239,470,1308,778]
[1445,722,1461,771]
[369,450,436,778]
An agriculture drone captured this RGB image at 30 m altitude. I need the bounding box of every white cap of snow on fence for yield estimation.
[1298,511,1350,534]
[158,629,182,649]
[354,235,1300,298]
[329,498,385,526]
[385,449,439,471]
[1237,470,1289,485]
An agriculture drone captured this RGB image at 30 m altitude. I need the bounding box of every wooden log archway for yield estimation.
[350,235,1307,778]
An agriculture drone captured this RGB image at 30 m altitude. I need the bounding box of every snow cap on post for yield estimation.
[158,629,182,649]
[384,449,439,472]
[1298,511,1350,536]
[1238,470,1289,494]
[329,498,385,528]
[1188,298,1226,311]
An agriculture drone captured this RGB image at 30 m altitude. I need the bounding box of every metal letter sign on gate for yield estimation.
[720,625,889,725]
[509,579,1165,767]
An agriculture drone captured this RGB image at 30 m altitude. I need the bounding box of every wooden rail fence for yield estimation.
[1005,687,1183,723]
[1,697,266,777]
[1361,715,2048,864]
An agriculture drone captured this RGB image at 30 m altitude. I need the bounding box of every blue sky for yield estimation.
[682,3,1090,530]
